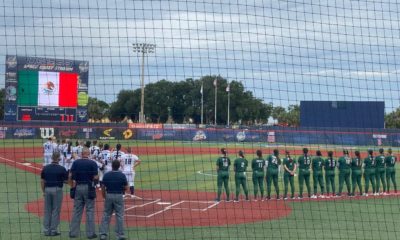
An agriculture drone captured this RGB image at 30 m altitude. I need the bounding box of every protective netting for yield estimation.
[1,0,400,239]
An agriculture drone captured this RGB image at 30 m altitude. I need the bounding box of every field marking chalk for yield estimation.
[146,201,185,218]
[201,201,220,211]
[0,156,42,171]
[196,170,216,177]
[124,199,161,211]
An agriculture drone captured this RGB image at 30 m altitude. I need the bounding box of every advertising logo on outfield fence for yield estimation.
[40,128,55,139]
[123,129,133,139]
[193,130,207,141]
[236,131,246,142]
[100,128,115,140]
[13,128,36,138]
[82,128,92,139]
[60,129,78,138]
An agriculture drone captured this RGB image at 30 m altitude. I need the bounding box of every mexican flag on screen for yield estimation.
[17,70,78,107]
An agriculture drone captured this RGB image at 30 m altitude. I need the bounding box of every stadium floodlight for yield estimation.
[132,43,157,123]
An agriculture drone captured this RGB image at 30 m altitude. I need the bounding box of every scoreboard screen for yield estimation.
[4,56,89,122]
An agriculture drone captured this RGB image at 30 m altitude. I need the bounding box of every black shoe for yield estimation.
[69,233,78,238]
[100,234,107,240]
[50,232,61,237]
[87,234,98,239]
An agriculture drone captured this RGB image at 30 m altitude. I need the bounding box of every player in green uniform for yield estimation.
[385,148,397,194]
[311,150,325,198]
[324,151,336,198]
[337,149,352,197]
[351,151,363,196]
[234,150,249,202]
[375,148,387,195]
[363,149,376,196]
[266,149,281,200]
[282,151,297,200]
[297,148,311,199]
[215,148,231,202]
[251,150,265,201]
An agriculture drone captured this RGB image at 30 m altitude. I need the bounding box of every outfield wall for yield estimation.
[1,122,400,146]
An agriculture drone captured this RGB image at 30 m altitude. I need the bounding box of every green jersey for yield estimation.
[324,157,337,171]
[266,155,281,170]
[385,155,396,168]
[351,157,362,171]
[375,155,385,168]
[234,157,248,172]
[312,157,324,172]
[283,157,296,172]
[363,155,376,170]
[298,155,311,169]
[252,158,265,172]
[216,157,231,171]
[338,156,352,170]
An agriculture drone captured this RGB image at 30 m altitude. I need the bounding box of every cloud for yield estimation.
[0,0,399,111]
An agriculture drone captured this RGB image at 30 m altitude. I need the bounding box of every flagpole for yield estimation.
[214,78,217,126]
[201,82,204,125]
[227,85,230,126]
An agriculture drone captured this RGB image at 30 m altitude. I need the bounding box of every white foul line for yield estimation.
[145,201,185,218]
[0,156,42,171]
[125,199,161,211]
[196,170,216,177]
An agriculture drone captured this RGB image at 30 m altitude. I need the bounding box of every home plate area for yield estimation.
[25,190,292,227]
[124,198,219,218]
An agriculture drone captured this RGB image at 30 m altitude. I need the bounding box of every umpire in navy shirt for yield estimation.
[99,160,128,240]
[41,151,68,236]
[69,147,99,239]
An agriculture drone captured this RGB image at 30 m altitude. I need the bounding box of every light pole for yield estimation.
[132,43,156,123]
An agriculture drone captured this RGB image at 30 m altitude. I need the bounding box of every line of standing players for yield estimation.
[43,137,141,198]
[215,147,397,201]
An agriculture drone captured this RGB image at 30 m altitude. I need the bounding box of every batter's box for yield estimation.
[169,200,219,212]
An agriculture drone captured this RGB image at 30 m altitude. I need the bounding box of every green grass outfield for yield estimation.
[1,139,400,151]
[1,141,400,239]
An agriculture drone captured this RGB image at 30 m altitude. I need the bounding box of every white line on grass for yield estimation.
[0,156,42,171]
[196,170,217,177]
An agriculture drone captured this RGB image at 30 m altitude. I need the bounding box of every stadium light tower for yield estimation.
[132,43,156,123]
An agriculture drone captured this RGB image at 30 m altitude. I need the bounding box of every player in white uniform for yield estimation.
[111,143,125,162]
[62,140,75,171]
[72,141,84,159]
[99,144,112,181]
[121,147,141,198]
[43,137,57,166]
[57,139,67,169]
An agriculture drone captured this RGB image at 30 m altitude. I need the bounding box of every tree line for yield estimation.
[0,75,399,127]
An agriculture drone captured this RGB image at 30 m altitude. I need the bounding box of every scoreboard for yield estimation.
[4,56,89,122]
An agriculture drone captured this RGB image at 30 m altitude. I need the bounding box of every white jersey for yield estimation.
[111,150,125,161]
[62,145,75,170]
[100,150,112,172]
[72,146,83,158]
[89,146,101,160]
[43,141,56,155]
[121,153,139,173]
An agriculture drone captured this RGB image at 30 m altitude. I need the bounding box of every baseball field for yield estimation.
[1,139,399,240]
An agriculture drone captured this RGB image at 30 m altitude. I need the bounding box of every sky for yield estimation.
[0,0,399,112]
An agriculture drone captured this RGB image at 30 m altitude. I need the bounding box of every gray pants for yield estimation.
[69,184,96,237]
[43,187,63,234]
[99,193,125,238]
